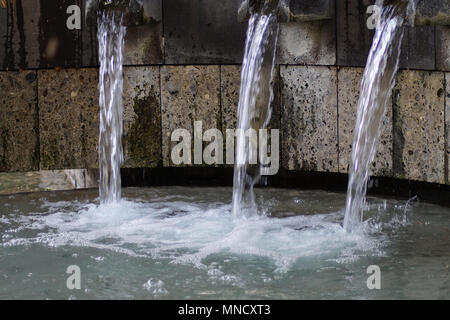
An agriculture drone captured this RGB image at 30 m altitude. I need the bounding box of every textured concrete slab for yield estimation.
[280,65,338,173]
[220,65,280,168]
[123,66,162,168]
[338,67,393,176]
[38,69,99,170]
[393,70,445,184]
[161,66,221,166]
[0,71,39,172]
[163,0,246,64]
[221,65,280,131]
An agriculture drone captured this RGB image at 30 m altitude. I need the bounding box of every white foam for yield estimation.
[1,194,390,273]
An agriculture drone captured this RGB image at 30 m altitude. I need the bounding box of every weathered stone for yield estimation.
[0,71,39,172]
[123,66,161,168]
[38,69,99,170]
[446,72,450,184]
[393,70,445,184]
[277,20,336,65]
[337,0,435,69]
[163,0,246,64]
[161,66,221,166]
[280,65,338,172]
[38,0,82,68]
[437,26,450,71]
[288,0,334,22]
[82,0,163,67]
[221,66,242,131]
[338,67,393,176]
[400,26,435,70]
[0,169,98,195]
[3,0,82,70]
[337,0,376,67]
[220,65,280,167]
[221,65,280,131]
[0,5,6,69]
[3,0,41,69]
[414,0,450,26]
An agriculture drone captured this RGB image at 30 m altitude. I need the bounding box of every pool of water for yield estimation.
[0,187,449,299]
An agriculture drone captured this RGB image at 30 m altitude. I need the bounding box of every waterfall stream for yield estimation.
[232,2,280,218]
[344,0,416,232]
[98,10,126,204]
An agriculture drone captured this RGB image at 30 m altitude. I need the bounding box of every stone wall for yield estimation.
[1,0,450,187]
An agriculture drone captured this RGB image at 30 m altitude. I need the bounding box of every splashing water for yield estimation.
[98,10,126,204]
[232,2,280,218]
[344,0,415,232]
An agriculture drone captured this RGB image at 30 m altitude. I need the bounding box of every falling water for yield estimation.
[98,10,126,204]
[232,1,280,218]
[344,0,415,232]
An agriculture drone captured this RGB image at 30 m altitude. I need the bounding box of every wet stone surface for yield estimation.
[2,0,82,70]
[437,26,450,72]
[163,0,246,64]
[393,70,445,184]
[280,65,338,173]
[123,66,162,168]
[38,68,99,170]
[82,0,163,67]
[338,67,393,176]
[0,71,39,172]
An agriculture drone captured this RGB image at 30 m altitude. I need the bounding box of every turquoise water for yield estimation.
[0,187,449,299]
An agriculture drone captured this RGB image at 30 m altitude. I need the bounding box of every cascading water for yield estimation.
[232,0,280,218]
[344,0,416,232]
[97,10,126,204]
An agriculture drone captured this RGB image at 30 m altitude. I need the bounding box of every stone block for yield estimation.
[220,65,280,131]
[82,0,163,67]
[437,26,450,71]
[446,72,450,184]
[393,70,445,184]
[3,0,82,70]
[0,5,6,69]
[220,65,280,168]
[280,65,338,172]
[337,0,435,70]
[161,66,221,166]
[163,0,246,64]
[277,19,336,65]
[337,67,393,176]
[38,68,99,170]
[123,66,162,168]
[337,0,376,67]
[0,71,39,171]
[400,26,435,70]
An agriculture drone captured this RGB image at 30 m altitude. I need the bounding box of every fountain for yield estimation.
[343,0,416,232]
[87,0,147,204]
[232,0,282,217]
[1,0,450,300]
